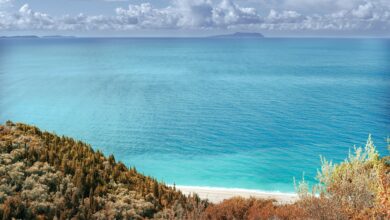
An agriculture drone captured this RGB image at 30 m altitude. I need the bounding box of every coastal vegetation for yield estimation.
[293,135,390,219]
[0,121,207,219]
[1,121,389,219]
[203,136,390,220]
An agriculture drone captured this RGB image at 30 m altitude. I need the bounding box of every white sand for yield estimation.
[175,185,298,204]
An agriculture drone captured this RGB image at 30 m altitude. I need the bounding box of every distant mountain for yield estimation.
[0,35,76,39]
[0,35,39,39]
[209,32,264,38]
[41,35,76,38]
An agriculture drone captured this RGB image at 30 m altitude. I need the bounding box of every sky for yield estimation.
[0,0,389,37]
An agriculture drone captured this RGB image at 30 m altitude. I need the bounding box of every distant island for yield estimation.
[41,35,76,39]
[0,35,76,39]
[0,34,265,39]
[0,35,40,39]
[209,32,264,38]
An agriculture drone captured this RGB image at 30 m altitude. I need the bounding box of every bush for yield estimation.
[295,135,390,219]
[201,197,306,220]
[0,122,208,219]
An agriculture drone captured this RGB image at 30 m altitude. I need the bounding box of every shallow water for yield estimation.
[1,38,389,192]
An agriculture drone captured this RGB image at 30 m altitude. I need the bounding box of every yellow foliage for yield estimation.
[296,134,389,219]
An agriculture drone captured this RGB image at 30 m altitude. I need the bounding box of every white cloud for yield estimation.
[173,0,213,27]
[112,0,260,29]
[352,2,374,19]
[0,0,389,34]
[283,0,364,13]
[1,4,55,30]
[212,0,260,27]
[18,3,30,13]
[115,3,179,29]
[267,9,303,24]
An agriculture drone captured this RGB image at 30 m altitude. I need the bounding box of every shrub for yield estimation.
[0,122,208,219]
[202,197,306,220]
[295,135,390,219]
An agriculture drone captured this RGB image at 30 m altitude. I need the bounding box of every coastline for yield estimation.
[175,185,298,204]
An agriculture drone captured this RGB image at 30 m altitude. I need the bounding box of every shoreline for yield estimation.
[174,185,298,204]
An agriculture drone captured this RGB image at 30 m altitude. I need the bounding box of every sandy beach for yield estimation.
[175,185,298,204]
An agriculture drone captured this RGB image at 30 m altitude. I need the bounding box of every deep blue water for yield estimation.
[1,38,389,192]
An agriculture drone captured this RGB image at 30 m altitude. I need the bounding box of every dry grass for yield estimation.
[201,197,306,220]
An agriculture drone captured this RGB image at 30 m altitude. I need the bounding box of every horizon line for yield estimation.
[1,35,389,39]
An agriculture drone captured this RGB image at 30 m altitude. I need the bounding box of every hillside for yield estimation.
[0,121,207,219]
[1,121,389,219]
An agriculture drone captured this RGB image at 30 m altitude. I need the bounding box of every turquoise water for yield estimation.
[1,38,389,192]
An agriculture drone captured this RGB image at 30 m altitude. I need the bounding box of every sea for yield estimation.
[1,38,389,193]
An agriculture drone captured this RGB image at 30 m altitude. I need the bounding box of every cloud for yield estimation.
[172,0,213,27]
[115,3,180,29]
[0,0,13,8]
[0,3,55,30]
[112,0,261,29]
[0,0,389,34]
[212,0,261,27]
[283,0,365,13]
[352,2,374,19]
[266,9,303,24]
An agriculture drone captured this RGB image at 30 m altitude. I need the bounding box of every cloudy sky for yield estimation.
[0,0,389,37]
